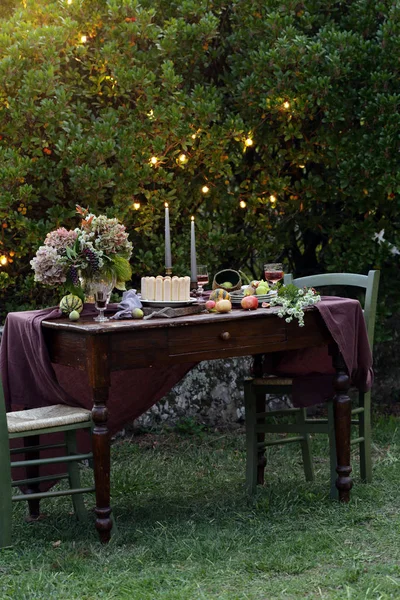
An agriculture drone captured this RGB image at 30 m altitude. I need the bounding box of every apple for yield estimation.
[215,299,232,313]
[256,285,269,295]
[241,295,258,310]
[69,310,80,321]
[132,308,144,319]
[221,281,233,289]
[205,300,216,312]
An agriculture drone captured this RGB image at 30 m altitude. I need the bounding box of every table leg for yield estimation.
[331,346,353,502]
[92,386,113,543]
[86,336,113,543]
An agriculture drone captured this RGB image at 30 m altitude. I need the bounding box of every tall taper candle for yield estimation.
[164,202,172,269]
[190,216,197,283]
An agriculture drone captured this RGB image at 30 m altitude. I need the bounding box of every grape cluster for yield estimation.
[68,265,79,286]
[82,247,100,272]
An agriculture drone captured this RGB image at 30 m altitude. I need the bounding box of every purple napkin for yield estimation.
[111,289,142,319]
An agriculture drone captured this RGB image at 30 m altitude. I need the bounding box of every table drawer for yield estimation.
[167,318,286,361]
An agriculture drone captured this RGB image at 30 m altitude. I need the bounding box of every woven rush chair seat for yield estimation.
[7,405,91,434]
[244,270,380,499]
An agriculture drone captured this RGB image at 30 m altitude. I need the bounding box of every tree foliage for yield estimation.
[0,0,399,337]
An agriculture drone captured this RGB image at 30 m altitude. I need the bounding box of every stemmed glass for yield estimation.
[196,265,209,301]
[264,263,284,287]
[90,274,116,322]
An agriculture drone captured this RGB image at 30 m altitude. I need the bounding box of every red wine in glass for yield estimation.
[264,263,284,286]
[197,275,209,285]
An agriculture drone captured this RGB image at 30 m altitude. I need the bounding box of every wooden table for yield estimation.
[42,307,353,543]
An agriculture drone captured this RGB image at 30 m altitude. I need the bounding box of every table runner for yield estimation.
[0,297,373,491]
[0,297,373,419]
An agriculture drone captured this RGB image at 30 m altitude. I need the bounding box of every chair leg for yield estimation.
[359,391,372,483]
[255,392,267,486]
[0,439,13,549]
[296,409,315,482]
[24,435,41,518]
[327,401,339,500]
[65,430,87,522]
[244,382,258,495]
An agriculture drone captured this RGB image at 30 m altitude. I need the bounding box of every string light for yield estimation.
[269,194,277,204]
[283,101,290,109]
[80,35,87,43]
[67,0,72,4]
[0,255,8,266]
[150,156,158,165]
[201,185,210,194]
[133,202,140,210]
[239,200,247,208]
[179,153,188,163]
[245,138,253,147]
[299,164,305,169]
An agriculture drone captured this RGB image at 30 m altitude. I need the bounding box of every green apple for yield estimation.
[222,281,233,289]
[256,285,269,295]
[69,310,80,321]
[132,308,144,319]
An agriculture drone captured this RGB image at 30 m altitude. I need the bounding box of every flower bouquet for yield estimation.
[270,284,321,326]
[30,206,133,299]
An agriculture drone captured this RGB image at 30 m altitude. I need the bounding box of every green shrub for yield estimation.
[0,0,399,340]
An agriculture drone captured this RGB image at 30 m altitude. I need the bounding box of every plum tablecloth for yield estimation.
[0,296,373,419]
[0,298,373,489]
[0,304,194,435]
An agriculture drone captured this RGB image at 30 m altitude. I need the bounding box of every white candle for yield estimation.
[190,216,197,283]
[165,202,172,269]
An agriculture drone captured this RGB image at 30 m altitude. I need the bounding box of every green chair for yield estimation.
[244,270,380,499]
[0,377,95,549]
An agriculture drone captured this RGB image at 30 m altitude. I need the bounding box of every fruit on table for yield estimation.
[243,285,256,296]
[221,281,233,289]
[256,285,269,295]
[215,299,232,313]
[60,294,83,315]
[210,288,231,302]
[132,308,144,319]
[205,300,216,312]
[241,295,258,310]
[69,310,80,321]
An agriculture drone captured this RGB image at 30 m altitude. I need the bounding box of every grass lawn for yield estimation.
[1,414,399,600]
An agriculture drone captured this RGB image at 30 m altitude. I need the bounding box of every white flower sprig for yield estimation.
[270,284,321,327]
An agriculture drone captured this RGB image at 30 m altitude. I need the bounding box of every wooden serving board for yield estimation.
[143,304,204,319]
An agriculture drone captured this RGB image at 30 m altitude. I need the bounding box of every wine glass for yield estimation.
[264,263,284,287]
[90,274,116,322]
[196,265,209,301]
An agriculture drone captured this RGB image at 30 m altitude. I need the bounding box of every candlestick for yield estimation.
[164,202,172,269]
[190,216,197,283]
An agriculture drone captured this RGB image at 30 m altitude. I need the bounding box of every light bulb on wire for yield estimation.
[201,185,210,194]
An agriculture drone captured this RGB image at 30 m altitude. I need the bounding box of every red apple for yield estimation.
[205,300,216,312]
[241,295,258,310]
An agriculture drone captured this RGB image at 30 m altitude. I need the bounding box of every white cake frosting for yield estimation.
[141,276,191,301]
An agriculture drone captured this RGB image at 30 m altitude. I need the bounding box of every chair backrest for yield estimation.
[283,271,380,348]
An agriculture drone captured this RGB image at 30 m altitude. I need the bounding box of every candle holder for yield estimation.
[165,267,172,276]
